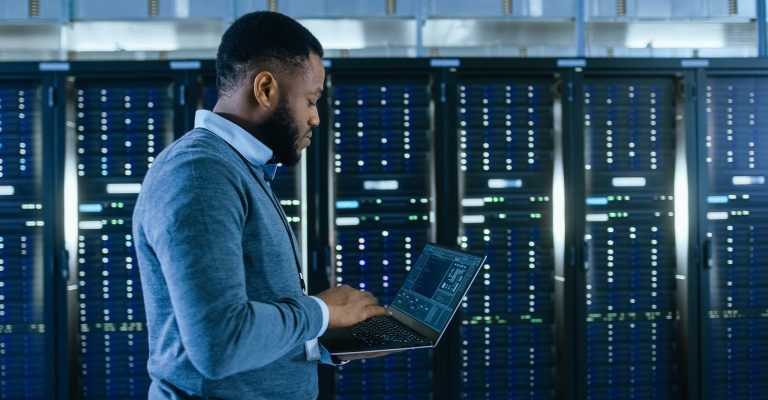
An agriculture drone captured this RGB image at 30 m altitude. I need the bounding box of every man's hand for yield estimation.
[316,284,389,329]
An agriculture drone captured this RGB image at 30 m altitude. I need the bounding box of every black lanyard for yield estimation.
[227,142,307,295]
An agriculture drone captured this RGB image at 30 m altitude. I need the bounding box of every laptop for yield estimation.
[320,243,487,355]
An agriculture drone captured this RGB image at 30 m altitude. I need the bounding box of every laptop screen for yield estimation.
[390,244,485,333]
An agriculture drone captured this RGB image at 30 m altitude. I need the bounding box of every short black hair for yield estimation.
[216,11,324,96]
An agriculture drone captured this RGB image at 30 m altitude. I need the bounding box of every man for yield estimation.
[133,11,388,399]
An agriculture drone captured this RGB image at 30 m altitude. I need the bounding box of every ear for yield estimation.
[252,71,279,110]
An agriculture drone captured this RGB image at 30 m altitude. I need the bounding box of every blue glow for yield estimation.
[586,197,609,205]
[706,196,729,204]
[336,200,360,209]
[79,204,103,213]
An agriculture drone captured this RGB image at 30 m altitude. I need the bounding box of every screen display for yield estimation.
[391,245,484,332]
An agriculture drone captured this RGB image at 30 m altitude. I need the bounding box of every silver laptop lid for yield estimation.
[389,243,486,343]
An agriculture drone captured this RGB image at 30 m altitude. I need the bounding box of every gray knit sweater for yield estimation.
[133,128,324,399]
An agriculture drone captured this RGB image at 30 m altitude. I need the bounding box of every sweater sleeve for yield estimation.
[140,149,324,380]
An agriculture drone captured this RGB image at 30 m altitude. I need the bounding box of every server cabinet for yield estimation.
[574,64,696,399]
[322,60,437,399]
[2,57,764,400]
[699,67,768,399]
[64,63,180,399]
[453,64,561,399]
[0,66,50,399]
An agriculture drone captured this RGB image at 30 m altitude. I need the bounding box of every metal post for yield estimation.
[416,0,427,57]
[758,0,767,56]
[59,0,71,60]
[575,0,586,57]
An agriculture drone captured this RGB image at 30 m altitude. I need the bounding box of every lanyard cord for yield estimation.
[227,144,307,295]
[253,172,307,295]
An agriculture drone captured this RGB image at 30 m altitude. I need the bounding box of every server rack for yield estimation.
[63,62,182,399]
[573,60,698,400]
[451,60,563,399]
[0,64,50,400]
[2,58,767,400]
[322,59,438,399]
[698,61,768,400]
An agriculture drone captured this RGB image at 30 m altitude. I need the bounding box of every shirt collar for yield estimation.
[194,109,278,180]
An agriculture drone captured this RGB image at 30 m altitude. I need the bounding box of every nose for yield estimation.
[308,107,320,129]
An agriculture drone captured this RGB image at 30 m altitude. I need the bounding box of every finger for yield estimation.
[353,292,379,306]
[362,295,380,307]
[356,290,377,301]
[364,305,390,318]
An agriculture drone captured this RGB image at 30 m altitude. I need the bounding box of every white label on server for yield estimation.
[461,215,486,224]
[335,217,361,226]
[732,176,765,186]
[79,221,104,230]
[611,177,646,187]
[706,212,729,220]
[363,180,399,191]
[487,179,522,189]
[106,183,142,194]
[586,213,609,222]
[461,198,485,207]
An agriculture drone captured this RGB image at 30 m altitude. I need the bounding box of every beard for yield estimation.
[257,99,303,166]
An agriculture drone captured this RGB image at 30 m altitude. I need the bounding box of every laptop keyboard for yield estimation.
[350,316,427,346]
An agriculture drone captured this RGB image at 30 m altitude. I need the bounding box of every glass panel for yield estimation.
[71,79,174,398]
[456,78,558,398]
[703,76,768,398]
[0,81,45,399]
[586,21,757,58]
[582,77,680,398]
[423,20,577,57]
[328,77,435,399]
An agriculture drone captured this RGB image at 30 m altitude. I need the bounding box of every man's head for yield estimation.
[215,11,325,166]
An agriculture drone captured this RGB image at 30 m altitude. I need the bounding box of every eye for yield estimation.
[307,99,316,107]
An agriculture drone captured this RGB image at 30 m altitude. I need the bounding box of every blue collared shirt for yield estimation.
[193,109,329,359]
[194,109,278,179]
